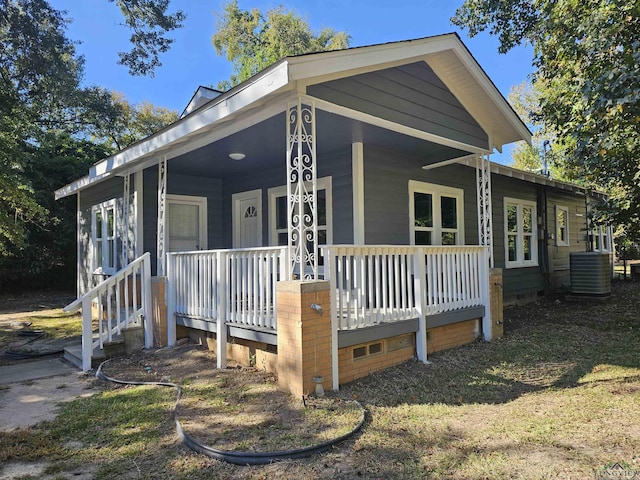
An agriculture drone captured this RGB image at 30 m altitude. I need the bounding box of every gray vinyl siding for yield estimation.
[490,175,544,300]
[545,191,589,290]
[363,145,478,245]
[143,168,224,275]
[78,176,124,294]
[307,62,489,150]
[221,147,353,247]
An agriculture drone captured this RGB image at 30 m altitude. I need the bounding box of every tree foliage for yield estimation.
[0,0,179,289]
[88,92,179,150]
[212,0,351,89]
[453,0,640,239]
[0,0,82,256]
[508,81,580,182]
[110,0,185,76]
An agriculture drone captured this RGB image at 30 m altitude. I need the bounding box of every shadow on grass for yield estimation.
[342,282,640,408]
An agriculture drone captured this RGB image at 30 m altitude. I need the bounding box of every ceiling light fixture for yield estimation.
[229,152,245,161]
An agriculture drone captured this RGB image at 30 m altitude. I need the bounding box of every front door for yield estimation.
[167,195,207,252]
[232,189,262,248]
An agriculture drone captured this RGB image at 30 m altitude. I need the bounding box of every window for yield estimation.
[409,181,464,245]
[591,225,612,252]
[268,177,333,257]
[92,200,117,274]
[504,197,538,268]
[556,205,569,246]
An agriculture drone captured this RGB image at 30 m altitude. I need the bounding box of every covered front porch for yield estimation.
[165,243,495,392]
[56,35,529,390]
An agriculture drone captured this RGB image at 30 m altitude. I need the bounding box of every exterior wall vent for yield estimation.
[570,252,611,296]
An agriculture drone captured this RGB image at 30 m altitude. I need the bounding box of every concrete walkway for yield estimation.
[0,358,96,433]
[0,358,76,385]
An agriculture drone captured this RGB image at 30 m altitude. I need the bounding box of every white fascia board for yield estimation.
[456,157,589,194]
[444,45,531,148]
[90,62,291,179]
[56,173,106,200]
[288,34,457,84]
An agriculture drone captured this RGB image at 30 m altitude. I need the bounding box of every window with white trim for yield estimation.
[409,181,464,245]
[92,199,117,274]
[556,205,569,246]
[591,225,612,252]
[504,197,538,268]
[268,177,333,262]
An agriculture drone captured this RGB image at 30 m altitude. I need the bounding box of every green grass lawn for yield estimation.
[1,283,639,479]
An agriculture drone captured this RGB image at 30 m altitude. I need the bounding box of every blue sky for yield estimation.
[49,0,534,162]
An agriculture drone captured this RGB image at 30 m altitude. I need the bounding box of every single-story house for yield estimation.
[56,33,611,394]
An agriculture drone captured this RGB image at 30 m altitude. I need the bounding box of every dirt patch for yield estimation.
[0,292,75,319]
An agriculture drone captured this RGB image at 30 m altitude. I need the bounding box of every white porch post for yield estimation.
[479,246,493,340]
[476,153,494,267]
[142,253,153,347]
[413,247,429,363]
[352,142,365,244]
[166,253,176,346]
[216,250,228,368]
[121,173,130,268]
[325,246,340,391]
[76,192,81,298]
[157,157,167,276]
[286,96,318,280]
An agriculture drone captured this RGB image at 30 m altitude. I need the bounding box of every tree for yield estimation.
[508,81,579,182]
[0,0,180,289]
[0,134,111,290]
[109,0,186,76]
[88,92,179,150]
[0,0,82,256]
[452,0,640,238]
[212,0,351,89]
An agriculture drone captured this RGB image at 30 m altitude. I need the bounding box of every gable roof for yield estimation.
[56,33,531,200]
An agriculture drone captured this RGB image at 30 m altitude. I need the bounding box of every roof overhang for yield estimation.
[56,33,531,200]
[288,33,531,152]
[456,157,607,199]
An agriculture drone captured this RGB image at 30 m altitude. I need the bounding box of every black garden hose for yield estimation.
[96,360,365,466]
[1,329,60,360]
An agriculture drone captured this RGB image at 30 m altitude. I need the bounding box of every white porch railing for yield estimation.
[167,245,490,369]
[167,246,288,369]
[322,245,489,330]
[167,246,288,330]
[64,252,153,371]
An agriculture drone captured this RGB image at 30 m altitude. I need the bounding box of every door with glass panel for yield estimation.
[167,195,207,252]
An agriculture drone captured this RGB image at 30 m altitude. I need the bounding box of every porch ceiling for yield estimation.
[168,109,469,178]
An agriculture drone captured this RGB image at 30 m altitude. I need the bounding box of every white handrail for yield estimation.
[66,252,153,371]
